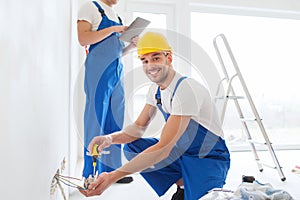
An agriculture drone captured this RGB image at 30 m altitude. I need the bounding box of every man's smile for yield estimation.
[147,68,161,76]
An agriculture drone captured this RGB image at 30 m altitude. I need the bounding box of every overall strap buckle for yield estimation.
[92,1,106,17]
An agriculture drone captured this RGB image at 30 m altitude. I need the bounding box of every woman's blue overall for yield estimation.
[83,1,125,178]
[124,77,231,199]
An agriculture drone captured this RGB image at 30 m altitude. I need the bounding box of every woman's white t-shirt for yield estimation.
[78,0,119,31]
[146,72,224,138]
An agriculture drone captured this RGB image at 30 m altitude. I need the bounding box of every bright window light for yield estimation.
[191,12,300,148]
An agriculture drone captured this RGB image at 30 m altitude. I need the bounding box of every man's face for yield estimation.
[140,51,171,85]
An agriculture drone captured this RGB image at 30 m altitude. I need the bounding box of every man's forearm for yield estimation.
[111,123,146,144]
[110,131,139,144]
[78,26,115,46]
[110,143,170,179]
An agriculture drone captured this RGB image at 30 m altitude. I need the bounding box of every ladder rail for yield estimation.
[220,74,237,123]
[217,35,273,143]
[214,36,263,171]
[215,77,227,101]
[213,34,286,181]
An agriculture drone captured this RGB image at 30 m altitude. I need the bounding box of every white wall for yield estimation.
[0,0,77,199]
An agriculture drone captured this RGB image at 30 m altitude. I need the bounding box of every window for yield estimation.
[191,12,300,149]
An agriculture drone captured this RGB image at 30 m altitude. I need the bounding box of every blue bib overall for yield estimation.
[124,77,231,199]
[83,1,125,178]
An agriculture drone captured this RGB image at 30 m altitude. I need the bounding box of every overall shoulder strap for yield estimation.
[92,1,106,17]
[155,76,188,106]
[171,76,187,102]
[155,87,169,121]
[155,76,188,121]
[155,87,162,105]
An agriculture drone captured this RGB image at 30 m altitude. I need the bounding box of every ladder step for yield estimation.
[227,95,244,99]
[257,161,280,169]
[240,118,258,122]
[247,139,267,145]
[215,95,245,100]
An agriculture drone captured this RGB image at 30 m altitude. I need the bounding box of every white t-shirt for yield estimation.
[78,0,119,31]
[146,72,224,138]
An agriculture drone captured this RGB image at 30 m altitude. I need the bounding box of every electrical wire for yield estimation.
[56,174,86,190]
[58,174,82,181]
[58,178,85,190]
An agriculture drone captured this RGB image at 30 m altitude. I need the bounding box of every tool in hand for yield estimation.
[84,144,111,189]
[90,144,110,177]
[83,144,100,190]
[91,144,99,177]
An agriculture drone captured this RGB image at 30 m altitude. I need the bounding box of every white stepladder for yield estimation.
[213,33,286,181]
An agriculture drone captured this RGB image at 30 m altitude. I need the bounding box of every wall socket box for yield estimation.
[50,157,67,200]
[50,169,60,196]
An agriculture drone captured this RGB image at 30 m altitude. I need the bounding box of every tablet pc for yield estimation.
[119,17,150,42]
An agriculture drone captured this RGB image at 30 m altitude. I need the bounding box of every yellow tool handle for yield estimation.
[91,144,99,157]
[92,144,99,167]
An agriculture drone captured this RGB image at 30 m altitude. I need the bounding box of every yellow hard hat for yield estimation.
[137,32,172,57]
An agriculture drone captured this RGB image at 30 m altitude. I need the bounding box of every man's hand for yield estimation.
[129,35,139,48]
[78,172,116,197]
[112,25,128,34]
[88,135,112,155]
[122,35,139,56]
